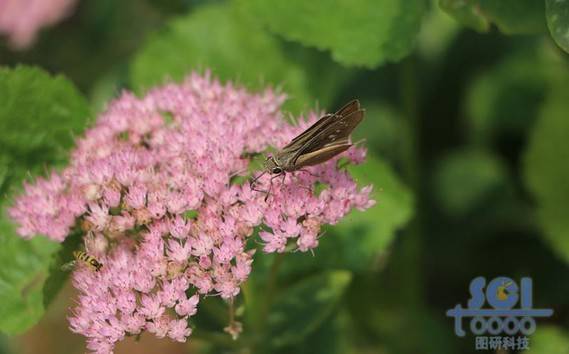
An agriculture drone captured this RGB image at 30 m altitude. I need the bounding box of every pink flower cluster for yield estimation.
[0,0,77,49]
[9,72,374,353]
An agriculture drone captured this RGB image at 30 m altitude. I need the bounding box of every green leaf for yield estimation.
[433,149,509,216]
[528,326,569,354]
[279,43,357,109]
[353,102,402,159]
[0,333,14,354]
[439,0,490,32]
[42,231,83,308]
[347,275,458,354]
[0,66,90,334]
[237,0,427,68]
[130,3,313,113]
[440,0,546,34]
[546,0,569,54]
[0,216,60,335]
[274,310,351,354]
[331,155,414,271]
[0,155,9,197]
[524,87,569,263]
[267,270,352,348]
[0,66,90,159]
[465,50,548,145]
[416,3,461,60]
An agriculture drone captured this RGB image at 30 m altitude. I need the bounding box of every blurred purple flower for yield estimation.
[0,0,78,49]
[9,72,374,353]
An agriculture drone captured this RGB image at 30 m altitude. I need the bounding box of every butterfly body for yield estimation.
[266,99,363,173]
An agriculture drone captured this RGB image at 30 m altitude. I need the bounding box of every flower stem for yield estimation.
[398,56,424,306]
[260,252,286,325]
[191,329,241,349]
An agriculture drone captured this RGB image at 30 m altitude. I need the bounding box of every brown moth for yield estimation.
[251,99,364,198]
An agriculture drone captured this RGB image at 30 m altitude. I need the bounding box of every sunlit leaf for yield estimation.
[41,232,82,308]
[440,0,546,34]
[0,66,90,158]
[439,0,490,32]
[416,3,461,60]
[331,155,414,271]
[238,0,427,68]
[131,3,313,113]
[0,66,90,334]
[524,87,569,263]
[546,0,569,54]
[0,216,60,334]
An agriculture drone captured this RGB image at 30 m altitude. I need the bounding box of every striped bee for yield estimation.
[61,251,103,272]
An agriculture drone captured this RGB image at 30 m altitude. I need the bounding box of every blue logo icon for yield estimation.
[446,276,553,350]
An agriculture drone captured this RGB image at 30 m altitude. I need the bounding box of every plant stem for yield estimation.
[260,252,286,325]
[398,56,424,306]
[191,328,241,349]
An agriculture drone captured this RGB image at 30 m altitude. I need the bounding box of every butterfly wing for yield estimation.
[281,99,360,152]
[290,108,364,167]
[60,260,77,272]
[282,113,335,152]
[294,141,352,168]
[334,99,360,117]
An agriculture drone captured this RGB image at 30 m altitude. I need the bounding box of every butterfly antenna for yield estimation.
[230,168,248,178]
[353,138,367,147]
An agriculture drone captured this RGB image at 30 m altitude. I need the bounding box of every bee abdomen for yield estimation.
[73,251,103,272]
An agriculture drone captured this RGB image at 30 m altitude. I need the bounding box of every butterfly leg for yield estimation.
[251,182,269,196]
[249,171,267,191]
[290,172,312,192]
[297,168,318,177]
[264,173,284,202]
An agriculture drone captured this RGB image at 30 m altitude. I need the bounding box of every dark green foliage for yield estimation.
[1,0,569,353]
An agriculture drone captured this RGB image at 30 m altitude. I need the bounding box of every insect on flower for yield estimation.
[251,99,365,199]
[61,250,103,272]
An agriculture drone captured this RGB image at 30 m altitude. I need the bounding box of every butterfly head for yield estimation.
[263,155,284,175]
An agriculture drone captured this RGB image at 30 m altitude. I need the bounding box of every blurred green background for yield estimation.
[1,0,569,353]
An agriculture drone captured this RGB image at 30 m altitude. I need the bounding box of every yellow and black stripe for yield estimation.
[73,251,103,272]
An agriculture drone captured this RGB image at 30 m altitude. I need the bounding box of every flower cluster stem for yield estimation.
[398,56,424,307]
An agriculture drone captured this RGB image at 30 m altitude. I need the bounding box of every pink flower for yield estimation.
[168,216,191,239]
[259,231,287,253]
[121,313,145,335]
[146,315,170,338]
[124,183,147,209]
[9,72,374,353]
[0,0,78,49]
[175,295,199,317]
[85,203,110,231]
[168,319,192,342]
[167,239,191,263]
[139,294,164,319]
[232,252,254,281]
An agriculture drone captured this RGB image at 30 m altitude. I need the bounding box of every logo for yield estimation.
[446,276,553,351]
